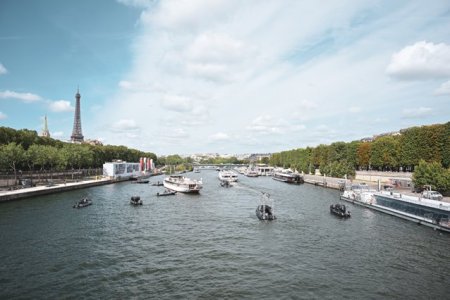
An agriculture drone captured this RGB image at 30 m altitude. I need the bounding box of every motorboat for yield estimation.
[157,190,177,197]
[272,170,304,184]
[220,180,231,187]
[245,168,259,177]
[151,181,164,186]
[256,192,276,220]
[330,203,351,217]
[130,196,143,205]
[73,197,92,208]
[163,175,203,193]
[133,178,149,184]
[218,170,238,182]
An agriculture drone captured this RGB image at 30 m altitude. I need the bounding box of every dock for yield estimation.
[0,178,114,202]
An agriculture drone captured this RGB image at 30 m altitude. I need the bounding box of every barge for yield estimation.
[340,185,450,233]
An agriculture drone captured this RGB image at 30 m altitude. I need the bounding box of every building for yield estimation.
[40,115,50,138]
[103,161,141,180]
[71,88,84,143]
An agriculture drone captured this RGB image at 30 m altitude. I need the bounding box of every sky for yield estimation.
[1,0,449,156]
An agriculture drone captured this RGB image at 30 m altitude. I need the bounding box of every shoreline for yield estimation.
[0,177,115,202]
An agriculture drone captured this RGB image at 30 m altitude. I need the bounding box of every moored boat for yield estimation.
[340,185,450,233]
[73,197,92,208]
[133,178,149,184]
[163,175,203,193]
[272,170,304,184]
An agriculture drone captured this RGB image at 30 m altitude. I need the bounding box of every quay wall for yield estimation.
[0,178,115,202]
[303,174,347,190]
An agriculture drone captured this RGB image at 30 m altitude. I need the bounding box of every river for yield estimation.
[1,170,449,299]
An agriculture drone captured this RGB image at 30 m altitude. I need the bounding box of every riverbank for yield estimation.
[0,177,114,202]
[302,173,450,203]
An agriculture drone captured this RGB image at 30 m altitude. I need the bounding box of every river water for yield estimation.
[1,170,449,299]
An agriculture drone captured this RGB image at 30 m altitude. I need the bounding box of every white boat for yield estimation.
[218,170,238,182]
[245,168,259,177]
[163,175,203,193]
[272,170,304,184]
[340,184,450,233]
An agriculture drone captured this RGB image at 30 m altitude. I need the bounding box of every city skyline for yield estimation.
[1,0,450,155]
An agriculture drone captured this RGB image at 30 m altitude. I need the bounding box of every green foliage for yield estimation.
[270,122,449,177]
[0,127,157,172]
[0,143,26,180]
[413,160,450,195]
[320,161,355,178]
[370,136,400,170]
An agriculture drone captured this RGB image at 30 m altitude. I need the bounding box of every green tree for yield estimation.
[413,160,450,194]
[0,143,26,185]
[357,142,371,170]
[370,136,400,171]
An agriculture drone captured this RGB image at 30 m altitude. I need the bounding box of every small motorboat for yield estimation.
[330,203,351,217]
[133,179,149,184]
[157,190,177,197]
[256,204,276,220]
[256,192,276,220]
[151,181,164,186]
[73,197,92,208]
[220,180,231,187]
[130,196,143,205]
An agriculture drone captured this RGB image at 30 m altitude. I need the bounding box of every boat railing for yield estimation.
[376,191,450,211]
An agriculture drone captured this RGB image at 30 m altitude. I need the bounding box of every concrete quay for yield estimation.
[0,177,114,202]
[303,174,346,190]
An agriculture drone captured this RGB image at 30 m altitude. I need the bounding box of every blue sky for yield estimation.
[1,0,449,155]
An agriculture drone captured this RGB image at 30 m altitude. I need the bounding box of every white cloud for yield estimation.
[209,132,230,141]
[164,128,189,139]
[386,41,450,79]
[434,80,450,95]
[100,1,450,154]
[401,107,433,119]
[111,119,140,132]
[161,94,193,112]
[0,111,7,119]
[0,90,42,102]
[298,99,318,110]
[0,63,7,75]
[49,100,74,112]
[247,115,284,134]
[349,106,361,113]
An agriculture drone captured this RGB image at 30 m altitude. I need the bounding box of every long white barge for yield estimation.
[340,188,450,233]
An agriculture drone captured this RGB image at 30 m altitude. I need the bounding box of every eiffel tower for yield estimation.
[41,115,50,138]
[70,88,84,143]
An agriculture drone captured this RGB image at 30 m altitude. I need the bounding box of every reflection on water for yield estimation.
[1,171,449,299]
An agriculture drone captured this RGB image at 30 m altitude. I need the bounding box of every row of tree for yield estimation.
[270,122,449,174]
[0,127,157,182]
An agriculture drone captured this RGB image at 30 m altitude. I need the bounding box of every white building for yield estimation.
[103,161,141,180]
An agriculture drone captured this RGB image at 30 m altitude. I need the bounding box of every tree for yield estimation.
[0,143,26,185]
[357,142,371,170]
[370,136,400,171]
[413,160,450,194]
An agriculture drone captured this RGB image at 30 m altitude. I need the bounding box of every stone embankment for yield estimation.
[0,178,114,202]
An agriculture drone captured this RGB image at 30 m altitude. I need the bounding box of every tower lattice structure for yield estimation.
[71,88,84,143]
[41,115,50,138]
